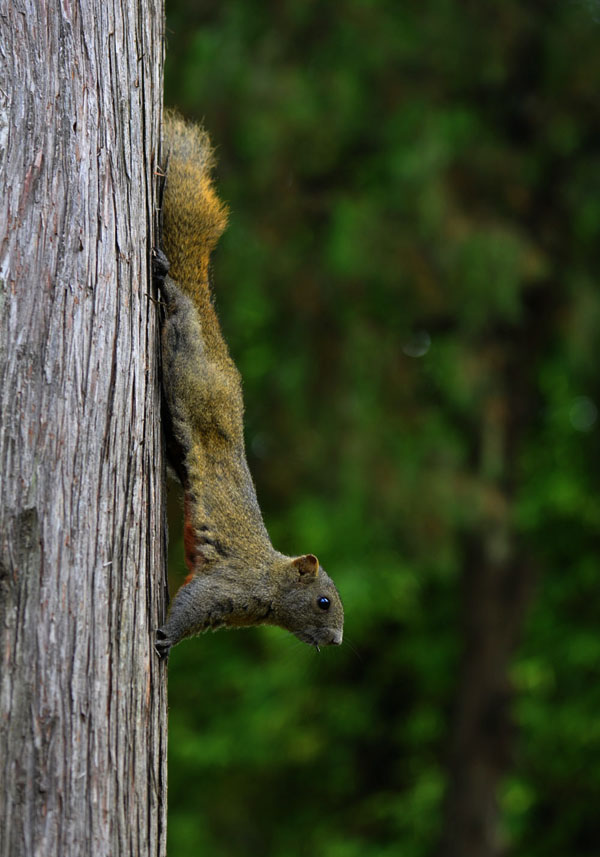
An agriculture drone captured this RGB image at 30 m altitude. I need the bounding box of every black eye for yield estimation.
[317,596,330,611]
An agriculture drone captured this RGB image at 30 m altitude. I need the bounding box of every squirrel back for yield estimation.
[155,113,344,658]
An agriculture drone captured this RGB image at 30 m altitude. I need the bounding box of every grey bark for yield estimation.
[0,1,167,856]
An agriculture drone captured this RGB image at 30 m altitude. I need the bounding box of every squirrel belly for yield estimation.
[155,113,344,658]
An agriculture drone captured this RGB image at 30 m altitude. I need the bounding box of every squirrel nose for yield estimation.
[330,630,343,646]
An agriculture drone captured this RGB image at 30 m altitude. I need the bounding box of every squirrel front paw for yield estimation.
[154,627,173,660]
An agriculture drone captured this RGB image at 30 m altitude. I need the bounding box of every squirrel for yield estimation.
[154,112,344,658]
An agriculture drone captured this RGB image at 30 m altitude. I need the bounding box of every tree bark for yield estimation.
[0,2,167,856]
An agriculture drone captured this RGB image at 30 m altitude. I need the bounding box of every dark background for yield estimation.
[163,2,600,855]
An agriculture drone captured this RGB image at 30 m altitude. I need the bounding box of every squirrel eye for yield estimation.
[317,596,330,611]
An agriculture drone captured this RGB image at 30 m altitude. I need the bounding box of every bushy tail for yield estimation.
[161,111,228,296]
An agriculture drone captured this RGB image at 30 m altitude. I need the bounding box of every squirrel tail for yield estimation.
[161,111,229,299]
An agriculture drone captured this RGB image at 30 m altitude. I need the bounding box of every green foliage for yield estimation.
[164,1,600,854]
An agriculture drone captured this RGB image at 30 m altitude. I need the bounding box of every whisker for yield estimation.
[342,636,363,662]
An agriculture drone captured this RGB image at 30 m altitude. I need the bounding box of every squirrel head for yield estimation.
[272,554,344,648]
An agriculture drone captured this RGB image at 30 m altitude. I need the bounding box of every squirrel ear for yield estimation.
[292,554,319,577]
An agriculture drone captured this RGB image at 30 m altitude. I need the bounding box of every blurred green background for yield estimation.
[163,2,600,855]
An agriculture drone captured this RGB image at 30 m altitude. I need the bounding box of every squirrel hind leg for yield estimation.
[159,272,188,308]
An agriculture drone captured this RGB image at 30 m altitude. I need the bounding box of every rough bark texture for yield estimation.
[0,1,167,856]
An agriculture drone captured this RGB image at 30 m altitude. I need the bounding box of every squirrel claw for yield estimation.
[154,628,172,660]
[152,248,170,283]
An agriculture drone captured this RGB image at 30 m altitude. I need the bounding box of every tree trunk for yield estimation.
[440,534,535,857]
[0,1,167,856]
[438,307,552,857]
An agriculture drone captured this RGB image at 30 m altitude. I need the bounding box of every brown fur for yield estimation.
[155,113,344,657]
